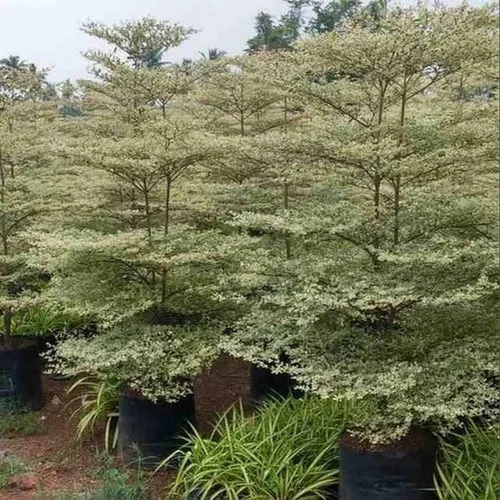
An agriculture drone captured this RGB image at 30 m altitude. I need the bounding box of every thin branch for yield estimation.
[402,222,495,244]
[5,210,40,237]
[304,90,370,128]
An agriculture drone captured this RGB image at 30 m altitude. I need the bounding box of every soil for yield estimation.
[340,427,437,453]
[194,354,254,436]
[0,376,173,499]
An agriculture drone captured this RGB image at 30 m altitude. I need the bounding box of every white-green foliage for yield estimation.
[47,323,218,401]
[217,4,500,441]
[33,226,250,324]
[81,17,195,71]
[41,19,241,323]
[26,4,500,428]
[0,63,62,339]
[36,18,247,399]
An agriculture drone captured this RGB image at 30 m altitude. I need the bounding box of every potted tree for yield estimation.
[191,55,307,430]
[0,62,57,411]
[221,4,499,498]
[48,323,217,468]
[37,16,252,464]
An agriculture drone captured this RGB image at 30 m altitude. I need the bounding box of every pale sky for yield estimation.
[0,0,483,83]
[0,0,287,82]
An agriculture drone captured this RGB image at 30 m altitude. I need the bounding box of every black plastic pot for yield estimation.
[0,342,44,411]
[252,366,303,400]
[118,392,195,470]
[325,484,340,499]
[187,489,203,500]
[339,429,437,500]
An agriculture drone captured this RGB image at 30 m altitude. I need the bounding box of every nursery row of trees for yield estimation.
[0,2,498,444]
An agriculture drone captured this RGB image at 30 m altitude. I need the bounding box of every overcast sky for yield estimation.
[0,0,483,82]
[0,0,288,81]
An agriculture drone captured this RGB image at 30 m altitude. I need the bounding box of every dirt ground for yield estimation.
[0,377,171,499]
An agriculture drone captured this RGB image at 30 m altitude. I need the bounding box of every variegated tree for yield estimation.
[41,18,251,398]
[0,63,60,345]
[221,4,500,442]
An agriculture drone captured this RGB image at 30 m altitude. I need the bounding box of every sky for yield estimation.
[0,0,484,83]
[0,0,287,82]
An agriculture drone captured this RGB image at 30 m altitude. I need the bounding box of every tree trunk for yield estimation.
[0,153,8,256]
[240,111,245,137]
[283,96,288,132]
[394,76,408,247]
[164,176,171,236]
[143,184,152,244]
[283,181,291,259]
[161,176,172,304]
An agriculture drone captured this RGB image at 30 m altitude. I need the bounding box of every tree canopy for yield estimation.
[4,2,498,443]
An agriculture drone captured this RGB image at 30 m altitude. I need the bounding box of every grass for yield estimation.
[67,376,120,452]
[3,307,83,337]
[89,466,146,500]
[0,400,44,438]
[435,421,499,500]
[165,395,359,499]
[36,458,147,499]
[0,456,31,489]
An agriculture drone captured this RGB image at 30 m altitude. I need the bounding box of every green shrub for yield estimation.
[166,396,359,499]
[67,376,120,451]
[435,421,499,500]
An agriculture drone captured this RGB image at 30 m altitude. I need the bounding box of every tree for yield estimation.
[0,60,49,109]
[54,19,226,317]
[301,0,387,35]
[40,18,249,401]
[246,0,383,54]
[306,0,362,33]
[246,4,308,54]
[196,56,287,137]
[281,0,310,40]
[222,4,499,443]
[56,79,84,117]
[0,64,58,345]
[0,56,29,71]
[0,56,52,101]
[199,48,227,61]
[81,17,196,71]
[190,52,306,236]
